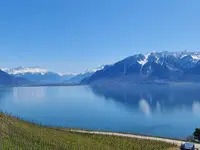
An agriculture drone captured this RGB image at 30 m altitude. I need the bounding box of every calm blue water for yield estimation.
[0,84,200,139]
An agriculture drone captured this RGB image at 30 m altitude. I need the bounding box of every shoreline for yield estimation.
[9,115,190,142]
[0,112,178,149]
[69,129,200,149]
[1,112,200,148]
[1,112,200,149]
[1,81,200,88]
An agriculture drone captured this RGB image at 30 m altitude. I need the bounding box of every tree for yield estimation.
[193,128,200,141]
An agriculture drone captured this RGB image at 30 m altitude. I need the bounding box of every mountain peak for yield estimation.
[81,65,107,74]
[84,51,200,84]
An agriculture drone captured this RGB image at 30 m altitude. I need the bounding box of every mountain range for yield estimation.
[0,66,104,85]
[83,51,200,84]
[0,69,30,86]
[1,51,200,86]
[65,65,105,84]
[1,67,75,84]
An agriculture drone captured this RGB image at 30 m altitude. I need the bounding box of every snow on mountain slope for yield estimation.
[1,66,106,84]
[2,66,104,76]
[138,53,151,66]
[2,67,77,77]
[65,65,108,84]
[0,69,31,85]
[80,65,107,74]
[135,51,200,71]
[2,67,48,75]
[1,67,77,84]
[84,51,200,84]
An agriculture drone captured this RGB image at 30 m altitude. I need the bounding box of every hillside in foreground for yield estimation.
[0,113,176,150]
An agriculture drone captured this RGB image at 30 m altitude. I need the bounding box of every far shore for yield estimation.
[2,81,200,88]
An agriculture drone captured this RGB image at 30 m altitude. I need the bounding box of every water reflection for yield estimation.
[192,101,200,117]
[139,99,151,117]
[89,83,200,138]
[156,101,161,112]
[0,87,12,105]
[90,83,200,114]
[12,87,46,103]
[0,85,200,139]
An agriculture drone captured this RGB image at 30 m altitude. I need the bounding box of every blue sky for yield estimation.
[0,0,200,73]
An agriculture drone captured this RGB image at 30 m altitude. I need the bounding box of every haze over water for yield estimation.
[0,84,200,139]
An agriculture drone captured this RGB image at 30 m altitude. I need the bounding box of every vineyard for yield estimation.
[0,113,177,150]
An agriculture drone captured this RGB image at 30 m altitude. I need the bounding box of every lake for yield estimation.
[0,84,200,139]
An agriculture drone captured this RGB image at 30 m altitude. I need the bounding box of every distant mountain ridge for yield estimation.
[64,65,106,84]
[2,66,106,84]
[2,66,48,75]
[4,51,200,85]
[83,51,200,84]
[0,69,30,86]
[2,67,76,84]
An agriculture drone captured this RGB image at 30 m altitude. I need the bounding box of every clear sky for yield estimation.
[0,0,200,73]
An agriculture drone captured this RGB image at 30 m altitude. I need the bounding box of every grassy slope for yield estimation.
[0,113,177,150]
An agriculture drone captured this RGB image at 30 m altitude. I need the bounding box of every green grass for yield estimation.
[0,113,177,150]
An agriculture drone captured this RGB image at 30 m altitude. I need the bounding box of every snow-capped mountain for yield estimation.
[2,67,76,84]
[65,65,107,84]
[83,51,200,84]
[3,51,200,85]
[0,69,31,85]
[81,65,107,74]
[2,67,48,75]
[2,66,106,84]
